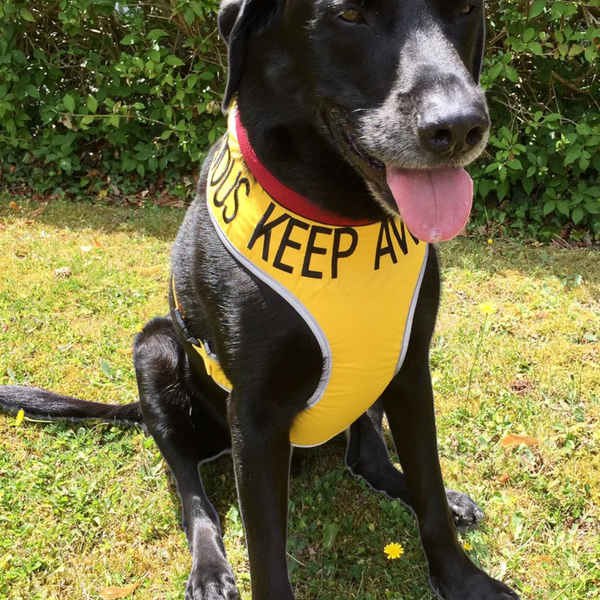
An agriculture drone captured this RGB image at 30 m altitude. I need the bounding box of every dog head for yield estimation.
[219,0,490,242]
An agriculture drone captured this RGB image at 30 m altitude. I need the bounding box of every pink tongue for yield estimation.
[385,167,473,243]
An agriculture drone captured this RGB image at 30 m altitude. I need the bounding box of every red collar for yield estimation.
[235,109,373,227]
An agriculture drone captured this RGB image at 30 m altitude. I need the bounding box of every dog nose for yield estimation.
[418,108,489,155]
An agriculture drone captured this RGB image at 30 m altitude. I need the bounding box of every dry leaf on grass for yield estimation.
[94,237,107,249]
[116,348,133,355]
[98,581,141,599]
[9,201,21,212]
[496,473,511,485]
[500,434,540,447]
[134,265,161,275]
[30,206,46,217]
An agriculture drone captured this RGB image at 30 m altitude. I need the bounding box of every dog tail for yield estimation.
[0,386,144,427]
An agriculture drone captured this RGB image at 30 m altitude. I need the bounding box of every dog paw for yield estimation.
[430,565,520,600]
[445,488,485,530]
[185,562,239,600]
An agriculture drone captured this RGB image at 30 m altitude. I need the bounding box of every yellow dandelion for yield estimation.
[488,238,493,244]
[463,541,472,551]
[15,409,25,427]
[384,542,404,560]
[478,301,497,314]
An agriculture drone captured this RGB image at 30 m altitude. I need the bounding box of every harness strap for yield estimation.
[171,277,201,346]
[170,277,232,391]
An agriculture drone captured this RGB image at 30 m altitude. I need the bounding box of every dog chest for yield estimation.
[197,106,429,447]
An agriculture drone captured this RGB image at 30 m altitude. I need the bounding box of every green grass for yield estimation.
[1,198,599,600]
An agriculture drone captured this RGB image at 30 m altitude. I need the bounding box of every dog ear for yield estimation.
[219,0,282,112]
[218,0,243,44]
[471,10,485,83]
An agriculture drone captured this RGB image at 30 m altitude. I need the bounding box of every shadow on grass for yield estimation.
[0,197,186,242]
[3,197,598,287]
[438,238,600,289]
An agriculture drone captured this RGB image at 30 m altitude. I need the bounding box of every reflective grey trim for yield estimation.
[291,427,346,448]
[394,243,429,375]
[206,189,332,413]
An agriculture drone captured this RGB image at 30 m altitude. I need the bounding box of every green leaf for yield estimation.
[571,207,584,224]
[63,94,75,113]
[584,201,600,214]
[564,146,581,166]
[523,28,535,43]
[507,159,523,171]
[504,66,519,83]
[20,8,35,22]
[147,29,168,40]
[568,44,584,58]
[528,42,544,56]
[24,84,39,99]
[184,7,195,25]
[165,55,185,67]
[322,522,340,551]
[522,178,534,196]
[486,62,503,81]
[87,95,98,113]
[557,200,570,216]
[576,123,593,136]
[529,0,546,19]
[100,359,112,379]
[587,187,600,199]
[584,45,597,64]
[543,200,556,216]
[191,1,204,17]
[120,34,138,45]
[148,50,161,63]
[12,50,27,64]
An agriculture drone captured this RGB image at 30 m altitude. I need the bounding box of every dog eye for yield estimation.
[338,9,365,23]
[460,4,476,15]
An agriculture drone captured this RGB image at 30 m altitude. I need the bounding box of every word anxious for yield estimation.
[210,142,419,279]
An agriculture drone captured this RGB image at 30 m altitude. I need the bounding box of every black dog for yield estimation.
[0,0,522,598]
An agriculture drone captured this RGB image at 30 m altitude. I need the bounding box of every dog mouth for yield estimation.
[339,123,386,174]
[328,115,474,244]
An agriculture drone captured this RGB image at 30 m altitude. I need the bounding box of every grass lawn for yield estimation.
[0,198,599,600]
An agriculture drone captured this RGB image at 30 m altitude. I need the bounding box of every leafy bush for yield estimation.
[0,0,598,241]
[474,0,600,241]
[0,0,226,199]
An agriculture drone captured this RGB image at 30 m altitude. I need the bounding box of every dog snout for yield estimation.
[417,105,490,156]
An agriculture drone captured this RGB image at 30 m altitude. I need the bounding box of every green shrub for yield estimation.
[0,0,598,241]
[0,0,226,199]
[475,0,600,241]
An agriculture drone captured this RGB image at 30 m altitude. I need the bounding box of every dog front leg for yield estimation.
[228,395,295,600]
[382,365,520,600]
[346,400,484,529]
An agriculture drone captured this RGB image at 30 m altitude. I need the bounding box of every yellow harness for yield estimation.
[182,104,428,447]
